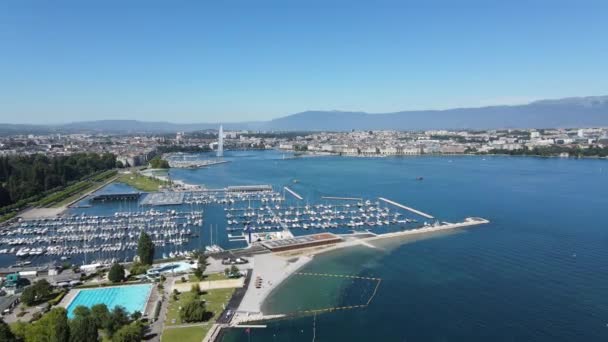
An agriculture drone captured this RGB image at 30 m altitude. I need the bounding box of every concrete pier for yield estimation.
[283,186,303,200]
[321,196,362,201]
[378,197,435,219]
[367,217,489,242]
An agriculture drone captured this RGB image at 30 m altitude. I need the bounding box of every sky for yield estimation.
[1,0,607,124]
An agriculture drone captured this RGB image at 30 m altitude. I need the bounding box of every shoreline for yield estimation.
[233,217,490,323]
[280,150,608,160]
[140,168,204,191]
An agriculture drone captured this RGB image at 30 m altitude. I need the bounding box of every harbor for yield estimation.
[0,151,499,342]
[0,170,489,270]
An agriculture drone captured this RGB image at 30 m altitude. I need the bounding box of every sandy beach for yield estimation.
[235,253,312,316]
[232,217,490,322]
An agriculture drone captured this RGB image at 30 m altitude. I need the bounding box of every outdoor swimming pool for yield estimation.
[146,261,195,276]
[66,284,153,318]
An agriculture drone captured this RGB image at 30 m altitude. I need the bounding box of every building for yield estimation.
[261,233,343,252]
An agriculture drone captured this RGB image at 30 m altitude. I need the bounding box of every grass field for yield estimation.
[162,287,234,342]
[116,172,168,192]
[188,272,228,282]
[161,325,209,342]
[164,288,234,327]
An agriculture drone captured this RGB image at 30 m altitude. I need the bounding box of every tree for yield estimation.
[130,311,142,321]
[191,283,200,295]
[21,279,53,306]
[196,254,207,278]
[105,306,130,337]
[180,299,207,323]
[229,265,240,277]
[0,318,17,342]
[193,267,203,280]
[20,286,36,306]
[69,314,98,342]
[108,263,125,283]
[26,307,70,342]
[112,321,144,342]
[129,262,149,276]
[72,305,91,318]
[148,156,170,169]
[137,232,155,265]
[0,186,11,207]
[90,304,110,330]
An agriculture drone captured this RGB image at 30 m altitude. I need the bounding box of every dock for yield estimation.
[321,196,362,201]
[90,192,141,202]
[367,217,490,242]
[378,197,434,219]
[283,186,303,200]
[226,185,273,192]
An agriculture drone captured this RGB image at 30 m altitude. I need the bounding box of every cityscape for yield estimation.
[1,2,608,342]
[3,126,608,163]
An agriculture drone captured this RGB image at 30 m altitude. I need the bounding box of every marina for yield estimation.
[0,179,479,268]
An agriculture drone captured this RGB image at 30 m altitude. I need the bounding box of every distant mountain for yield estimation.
[264,95,608,131]
[1,95,607,134]
[0,120,264,135]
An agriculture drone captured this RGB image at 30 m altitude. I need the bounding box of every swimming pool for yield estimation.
[66,284,152,318]
[146,261,195,276]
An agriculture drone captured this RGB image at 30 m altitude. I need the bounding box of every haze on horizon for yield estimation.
[1,0,607,124]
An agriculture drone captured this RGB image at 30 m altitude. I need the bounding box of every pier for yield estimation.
[378,197,434,219]
[367,217,490,242]
[168,160,230,168]
[283,186,303,200]
[321,196,362,201]
[91,192,141,202]
[226,185,273,192]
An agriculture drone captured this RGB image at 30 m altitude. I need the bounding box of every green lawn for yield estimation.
[187,272,228,282]
[116,173,168,192]
[38,169,118,208]
[161,325,208,342]
[164,288,234,327]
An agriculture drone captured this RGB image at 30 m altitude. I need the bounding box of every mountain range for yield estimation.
[1,95,607,134]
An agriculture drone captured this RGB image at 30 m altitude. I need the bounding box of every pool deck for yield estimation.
[58,283,155,316]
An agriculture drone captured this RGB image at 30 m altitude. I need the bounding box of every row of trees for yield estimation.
[2,304,143,342]
[0,153,117,208]
[148,156,170,169]
[156,145,211,153]
[487,145,608,157]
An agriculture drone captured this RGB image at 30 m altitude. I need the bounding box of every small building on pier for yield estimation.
[261,233,343,252]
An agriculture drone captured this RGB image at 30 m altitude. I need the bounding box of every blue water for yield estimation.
[211,151,608,341]
[66,284,152,318]
[6,150,608,340]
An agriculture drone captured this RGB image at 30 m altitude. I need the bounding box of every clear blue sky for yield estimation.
[1,0,607,124]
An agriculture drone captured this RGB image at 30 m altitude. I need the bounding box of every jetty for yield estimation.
[168,159,230,168]
[283,186,303,200]
[321,196,362,201]
[367,217,489,242]
[378,197,435,219]
[90,192,141,202]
